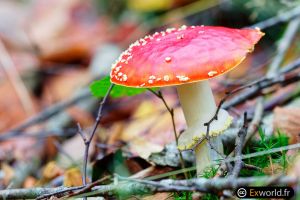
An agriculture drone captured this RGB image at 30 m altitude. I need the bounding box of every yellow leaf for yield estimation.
[42,161,63,180]
[2,163,14,185]
[63,167,83,187]
[127,0,173,12]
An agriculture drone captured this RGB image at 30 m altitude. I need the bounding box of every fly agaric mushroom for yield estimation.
[110,25,264,174]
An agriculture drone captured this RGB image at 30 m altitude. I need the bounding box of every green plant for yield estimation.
[174,191,192,200]
[241,127,289,176]
[90,76,149,98]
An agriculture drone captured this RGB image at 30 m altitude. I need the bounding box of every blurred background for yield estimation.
[0,0,300,194]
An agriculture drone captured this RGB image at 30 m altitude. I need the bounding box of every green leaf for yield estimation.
[90,76,149,98]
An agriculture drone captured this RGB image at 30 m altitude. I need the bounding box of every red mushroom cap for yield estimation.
[110,25,264,87]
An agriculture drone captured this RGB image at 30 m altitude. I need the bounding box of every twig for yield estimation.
[245,97,264,142]
[266,17,300,77]
[0,186,82,200]
[1,88,91,137]
[148,89,188,179]
[35,186,83,200]
[229,112,248,178]
[66,175,111,198]
[249,6,300,30]
[0,176,296,199]
[89,175,296,196]
[53,141,77,166]
[79,84,114,186]
[222,58,300,109]
[0,128,78,141]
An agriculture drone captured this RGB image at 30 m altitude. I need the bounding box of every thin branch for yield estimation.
[89,176,297,197]
[80,84,114,186]
[148,89,189,179]
[0,88,91,138]
[0,176,296,199]
[245,97,264,142]
[266,17,300,77]
[222,58,300,109]
[249,5,300,30]
[35,186,83,200]
[66,175,111,198]
[229,112,248,178]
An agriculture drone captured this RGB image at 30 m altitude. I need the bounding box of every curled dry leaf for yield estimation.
[1,163,14,186]
[23,176,37,188]
[42,161,64,180]
[63,167,83,187]
[273,107,300,144]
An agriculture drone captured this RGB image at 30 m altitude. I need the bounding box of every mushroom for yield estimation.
[110,25,264,175]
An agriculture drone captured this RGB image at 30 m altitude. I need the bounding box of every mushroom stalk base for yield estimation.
[176,81,224,175]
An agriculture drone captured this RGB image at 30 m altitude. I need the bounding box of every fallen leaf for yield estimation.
[262,163,284,175]
[115,95,186,159]
[127,0,173,12]
[42,161,64,180]
[43,68,90,102]
[23,176,37,188]
[288,154,300,178]
[1,163,14,185]
[64,167,83,187]
[29,0,109,63]
[273,107,300,143]
[141,192,171,200]
[56,135,86,166]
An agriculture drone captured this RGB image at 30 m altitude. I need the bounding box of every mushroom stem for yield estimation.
[176,81,223,175]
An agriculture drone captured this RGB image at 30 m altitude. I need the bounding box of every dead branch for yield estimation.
[148,89,188,179]
[0,176,296,199]
[0,88,91,140]
[266,17,300,77]
[229,112,248,178]
[249,6,300,30]
[0,186,82,200]
[223,58,300,109]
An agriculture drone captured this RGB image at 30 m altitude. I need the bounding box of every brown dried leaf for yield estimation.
[1,163,14,185]
[63,167,83,187]
[23,176,37,188]
[43,69,89,102]
[273,107,300,143]
[108,94,186,159]
[42,161,63,180]
[288,155,300,178]
[140,193,171,200]
[29,0,109,63]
